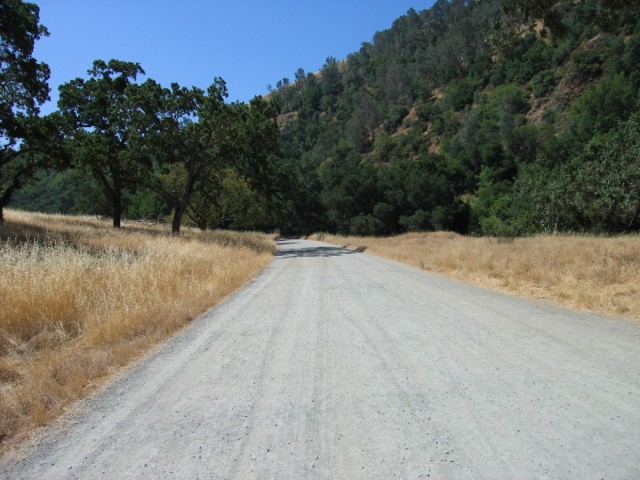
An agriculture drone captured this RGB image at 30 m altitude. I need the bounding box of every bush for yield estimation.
[350,214,384,236]
[480,215,517,238]
[384,105,410,133]
[399,209,431,232]
[531,70,556,97]
[569,73,636,140]
[444,78,480,111]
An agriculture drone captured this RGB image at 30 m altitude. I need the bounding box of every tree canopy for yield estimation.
[58,60,147,228]
[0,0,50,223]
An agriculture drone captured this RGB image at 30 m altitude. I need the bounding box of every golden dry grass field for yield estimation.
[0,210,275,448]
[316,232,640,320]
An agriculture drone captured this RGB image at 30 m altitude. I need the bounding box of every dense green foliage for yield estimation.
[130,80,280,234]
[4,2,280,235]
[7,0,640,236]
[261,0,640,235]
[0,0,51,223]
[58,60,148,228]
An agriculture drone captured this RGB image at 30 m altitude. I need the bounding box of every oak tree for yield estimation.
[0,0,50,223]
[58,60,146,228]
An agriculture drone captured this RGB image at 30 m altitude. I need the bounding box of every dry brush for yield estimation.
[0,210,275,448]
[317,232,640,320]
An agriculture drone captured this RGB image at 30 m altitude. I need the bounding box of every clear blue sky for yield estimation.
[34,0,435,113]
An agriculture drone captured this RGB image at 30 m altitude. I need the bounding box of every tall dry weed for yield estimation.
[318,232,640,320]
[0,210,275,447]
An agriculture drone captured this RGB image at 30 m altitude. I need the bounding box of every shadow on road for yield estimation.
[274,239,299,246]
[275,246,362,259]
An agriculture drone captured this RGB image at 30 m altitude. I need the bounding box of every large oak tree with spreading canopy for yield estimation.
[132,78,280,234]
[58,59,149,228]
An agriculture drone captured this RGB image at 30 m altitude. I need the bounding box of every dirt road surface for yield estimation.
[3,239,640,479]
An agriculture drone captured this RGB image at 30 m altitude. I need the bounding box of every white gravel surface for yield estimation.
[2,238,640,479]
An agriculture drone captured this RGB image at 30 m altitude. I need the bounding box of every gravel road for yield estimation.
[3,239,640,479]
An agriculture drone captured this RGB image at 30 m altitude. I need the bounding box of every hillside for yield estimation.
[10,0,640,236]
[263,0,640,236]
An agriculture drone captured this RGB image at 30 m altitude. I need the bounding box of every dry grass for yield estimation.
[316,232,640,320]
[0,210,275,447]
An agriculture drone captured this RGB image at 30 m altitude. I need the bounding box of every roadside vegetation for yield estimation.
[0,210,275,447]
[317,232,640,320]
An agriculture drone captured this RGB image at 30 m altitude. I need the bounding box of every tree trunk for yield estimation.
[112,170,123,228]
[170,166,200,235]
[171,203,188,235]
[1,175,20,227]
[113,190,122,228]
[97,169,123,228]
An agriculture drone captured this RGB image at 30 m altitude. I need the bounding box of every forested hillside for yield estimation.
[262,0,640,235]
[8,0,640,236]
